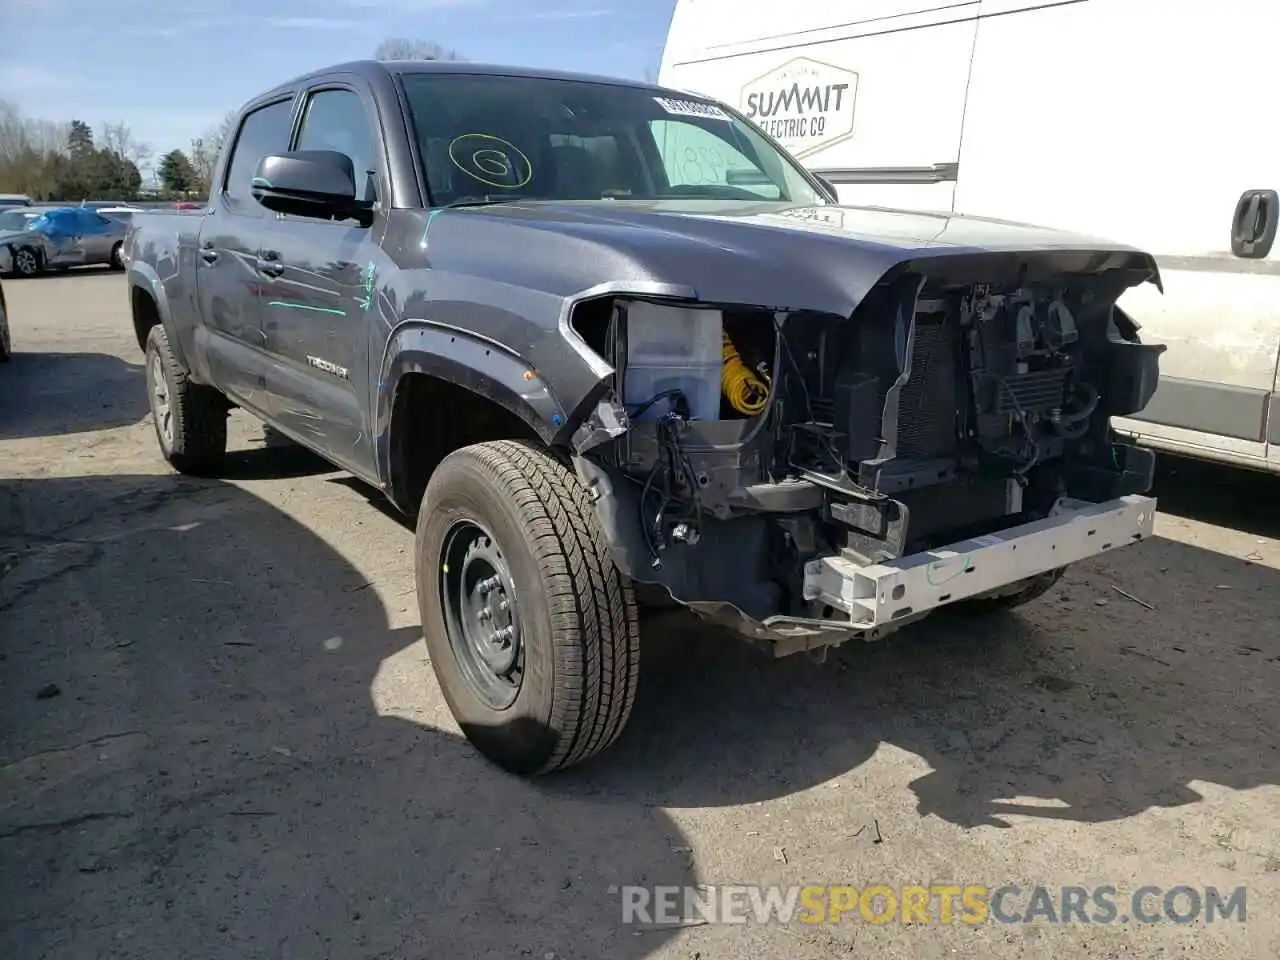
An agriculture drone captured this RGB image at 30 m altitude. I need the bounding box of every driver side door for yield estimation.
[254,81,383,482]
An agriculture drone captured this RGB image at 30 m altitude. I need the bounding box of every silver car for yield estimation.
[0,206,129,277]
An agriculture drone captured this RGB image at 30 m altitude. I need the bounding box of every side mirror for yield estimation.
[814,174,838,203]
[251,150,371,223]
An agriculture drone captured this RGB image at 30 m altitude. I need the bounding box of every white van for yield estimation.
[660,0,1280,474]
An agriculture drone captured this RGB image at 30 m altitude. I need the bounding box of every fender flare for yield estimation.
[126,261,191,370]
[373,320,574,492]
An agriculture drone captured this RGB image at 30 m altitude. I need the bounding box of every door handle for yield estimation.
[256,250,284,277]
[1231,189,1278,259]
[199,248,218,264]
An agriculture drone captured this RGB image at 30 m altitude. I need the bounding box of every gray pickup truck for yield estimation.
[124,59,1166,775]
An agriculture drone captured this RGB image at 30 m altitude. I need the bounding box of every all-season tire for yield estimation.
[952,567,1065,615]
[416,439,640,775]
[144,325,227,473]
[109,242,124,270]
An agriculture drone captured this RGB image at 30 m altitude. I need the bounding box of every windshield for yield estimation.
[0,210,36,232]
[399,74,825,207]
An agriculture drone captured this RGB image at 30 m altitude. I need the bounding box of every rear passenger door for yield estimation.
[254,82,383,482]
[195,96,296,411]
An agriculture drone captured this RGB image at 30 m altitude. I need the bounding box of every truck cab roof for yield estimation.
[257,59,672,105]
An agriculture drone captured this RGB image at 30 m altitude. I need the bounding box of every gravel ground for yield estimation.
[1,271,1277,960]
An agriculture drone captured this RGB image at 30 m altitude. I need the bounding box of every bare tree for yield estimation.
[0,100,69,165]
[374,37,464,61]
[188,138,216,197]
[99,121,153,170]
[0,100,26,164]
[0,99,74,198]
[206,111,236,154]
[188,112,237,197]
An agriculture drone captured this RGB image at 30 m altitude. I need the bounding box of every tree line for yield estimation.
[0,40,463,203]
[0,101,244,203]
[0,105,152,201]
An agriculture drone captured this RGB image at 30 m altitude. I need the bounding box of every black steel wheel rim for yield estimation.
[439,518,524,710]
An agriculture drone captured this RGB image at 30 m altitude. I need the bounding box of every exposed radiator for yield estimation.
[895,316,959,457]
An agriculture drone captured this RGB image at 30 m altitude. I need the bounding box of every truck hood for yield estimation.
[409,199,1161,318]
[479,199,1144,254]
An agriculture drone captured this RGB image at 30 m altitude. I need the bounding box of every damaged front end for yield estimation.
[567,251,1166,656]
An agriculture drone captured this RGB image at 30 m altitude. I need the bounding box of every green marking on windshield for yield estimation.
[267,300,347,317]
[251,176,274,188]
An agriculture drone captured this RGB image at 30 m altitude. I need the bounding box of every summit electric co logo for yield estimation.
[740,57,859,159]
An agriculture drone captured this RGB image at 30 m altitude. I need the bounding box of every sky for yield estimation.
[0,0,677,169]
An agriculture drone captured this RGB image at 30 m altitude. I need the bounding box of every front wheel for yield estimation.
[12,246,40,278]
[416,440,640,775]
[144,325,228,473]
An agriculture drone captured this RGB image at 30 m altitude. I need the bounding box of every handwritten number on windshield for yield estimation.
[678,145,726,185]
[448,134,533,190]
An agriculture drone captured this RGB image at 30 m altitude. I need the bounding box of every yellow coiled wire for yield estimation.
[721,328,771,416]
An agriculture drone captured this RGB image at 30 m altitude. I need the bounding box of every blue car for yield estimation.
[0,206,129,277]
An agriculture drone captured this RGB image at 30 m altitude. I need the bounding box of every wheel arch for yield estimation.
[5,240,44,274]
[127,262,191,369]
[377,323,572,513]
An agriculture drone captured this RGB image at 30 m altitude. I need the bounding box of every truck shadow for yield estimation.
[320,454,1278,833]
[0,469,690,960]
[1150,452,1280,540]
[0,350,147,440]
[567,472,1278,830]
[7,456,1272,959]
[213,428,339,481]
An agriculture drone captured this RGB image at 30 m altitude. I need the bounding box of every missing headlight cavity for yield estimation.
[568,272,1162,625]
[570,296,780,423]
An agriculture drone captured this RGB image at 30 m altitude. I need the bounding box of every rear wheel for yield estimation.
[109,242,124,270]
[144,325,227,473]
[416,439,640,775]
[953,567,1066,615]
